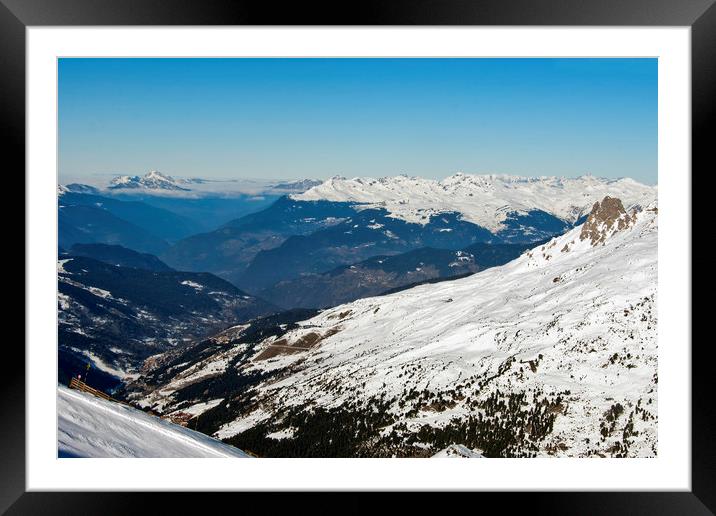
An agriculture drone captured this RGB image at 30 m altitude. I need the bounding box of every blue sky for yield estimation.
[59,58,657,184]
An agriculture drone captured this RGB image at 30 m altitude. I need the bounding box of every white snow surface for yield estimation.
[293,173,656,231]
[57,386,249,458]
[432,444,485,458]
[169,398,224,418]
[180,280,204,290]
[58,259,72,274]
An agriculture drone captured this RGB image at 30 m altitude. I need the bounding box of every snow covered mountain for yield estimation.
[109,170,190,191]
[58,386,249,458]
[129,196,658,458]
[294,173,656,232]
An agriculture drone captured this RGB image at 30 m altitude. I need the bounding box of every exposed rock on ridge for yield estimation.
[580,196,636,246]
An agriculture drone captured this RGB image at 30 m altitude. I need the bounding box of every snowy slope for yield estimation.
[432,445,484,458]
[57,385,249,458]
[132,196,657,457]
[294,173,656,232]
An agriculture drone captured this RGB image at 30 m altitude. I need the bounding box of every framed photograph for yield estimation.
[8,0,710,512]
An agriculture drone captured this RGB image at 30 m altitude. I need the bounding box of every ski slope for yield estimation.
[57,385,249,458]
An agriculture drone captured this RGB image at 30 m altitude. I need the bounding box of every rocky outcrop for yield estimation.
[580,196,635,246]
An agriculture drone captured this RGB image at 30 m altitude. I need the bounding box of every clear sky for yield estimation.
[58,58,657,184]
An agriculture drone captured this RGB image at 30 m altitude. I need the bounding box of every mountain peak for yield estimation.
[109,170,189,191]
[579,196,635,246]
[145,169,171,180]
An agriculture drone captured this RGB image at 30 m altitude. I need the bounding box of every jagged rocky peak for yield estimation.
[579,196,634,246]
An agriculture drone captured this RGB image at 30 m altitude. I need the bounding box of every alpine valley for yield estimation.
[57,172,658,458]
[161,174,654,292]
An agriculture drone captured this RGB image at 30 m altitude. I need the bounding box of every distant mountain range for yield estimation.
[57,172,324,243]
[294,173,656,232]
[64,170,322,198]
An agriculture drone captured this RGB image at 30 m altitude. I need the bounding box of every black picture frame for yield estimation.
[6,0,709,513]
